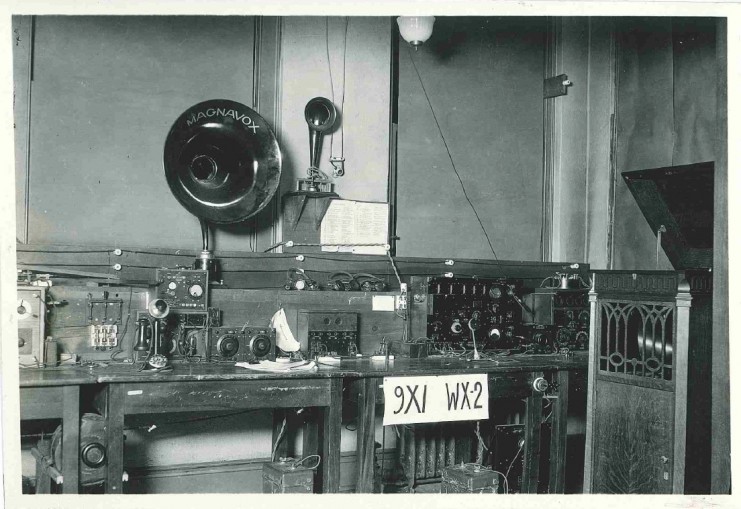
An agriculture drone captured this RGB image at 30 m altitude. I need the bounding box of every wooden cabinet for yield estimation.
[583,270,712,494]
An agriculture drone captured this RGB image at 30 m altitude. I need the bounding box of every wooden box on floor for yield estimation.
[440,463,499,494]
[262,459,314,494]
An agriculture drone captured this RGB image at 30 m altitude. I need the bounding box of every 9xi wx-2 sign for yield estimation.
[382,374,489,425]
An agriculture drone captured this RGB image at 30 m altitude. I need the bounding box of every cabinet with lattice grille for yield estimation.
[583,270,712,494]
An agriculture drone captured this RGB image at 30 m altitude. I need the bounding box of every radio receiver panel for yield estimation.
[210,327,276,363]
[298,311,359,357]
[522,288,590,351]
[424,277,524,350]
[155,268,209,310]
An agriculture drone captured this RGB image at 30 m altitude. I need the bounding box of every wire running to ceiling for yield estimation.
[406,47,500,261]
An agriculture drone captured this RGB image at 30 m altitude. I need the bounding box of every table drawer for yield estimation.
[121,379,333,414]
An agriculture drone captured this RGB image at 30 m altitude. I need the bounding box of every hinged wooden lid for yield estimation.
[622,161,714,269]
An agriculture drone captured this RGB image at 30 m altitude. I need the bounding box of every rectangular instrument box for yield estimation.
[17,286,46,366]
[298,310,359,357]
[262,459,314,493]
[440,463,499,494]
[389,340,429,358]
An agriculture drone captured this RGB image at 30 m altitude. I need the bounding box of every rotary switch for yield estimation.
[188,283,204,298]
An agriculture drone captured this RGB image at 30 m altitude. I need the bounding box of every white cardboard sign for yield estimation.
[382,374,489,425]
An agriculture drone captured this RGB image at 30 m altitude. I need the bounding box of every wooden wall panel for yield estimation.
[277,17,391,202]
[585,19,617,270]
[711,17,729,495]
[24,16,256,251]
[395,17,546,261]
[252,17,283,252]
[672,18,716,166]
[12,16,32,243]
[612,18,675,271]
[611,18,717,271]
[550,17,589,263]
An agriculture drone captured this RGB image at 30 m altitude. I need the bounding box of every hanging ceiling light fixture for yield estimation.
[396,16,435,49]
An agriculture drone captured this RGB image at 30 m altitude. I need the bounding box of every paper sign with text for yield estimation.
[382,374,489,425]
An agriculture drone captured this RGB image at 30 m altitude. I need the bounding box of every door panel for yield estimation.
[591,371,675,493]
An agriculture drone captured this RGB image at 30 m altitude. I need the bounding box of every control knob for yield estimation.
[189,283,204,298]
[532,377,549,392]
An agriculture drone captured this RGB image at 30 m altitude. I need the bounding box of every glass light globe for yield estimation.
[397,16,435,48]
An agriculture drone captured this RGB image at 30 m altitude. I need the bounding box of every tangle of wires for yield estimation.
[539,272,591,290]
[418,340,516,361]
[326,271,387,292]
[283,268,319,291]
[109,287,134,362]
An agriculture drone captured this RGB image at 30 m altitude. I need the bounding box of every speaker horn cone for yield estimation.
[163,99,282,224]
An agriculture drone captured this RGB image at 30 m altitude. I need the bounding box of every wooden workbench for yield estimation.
[19,353,586,494]
[340,355,586,493]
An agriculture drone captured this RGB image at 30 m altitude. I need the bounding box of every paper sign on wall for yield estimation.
[382,374,489,425]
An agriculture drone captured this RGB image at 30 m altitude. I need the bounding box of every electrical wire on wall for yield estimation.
[326,16,348,177]
[406,47,499,261]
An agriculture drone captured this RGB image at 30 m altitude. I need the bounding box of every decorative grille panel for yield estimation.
[598,301,674,381]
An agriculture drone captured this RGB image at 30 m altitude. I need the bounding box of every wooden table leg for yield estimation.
[61,385,80,494]
[355,378,377,493]
[104,384,125,494]
[521,382,543,493]
[302,409,320,492]
[34,442,53,494]
[548,370,571,493]
[321,377,342,493]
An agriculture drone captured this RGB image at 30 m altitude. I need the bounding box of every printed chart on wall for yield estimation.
[320,200,389,255]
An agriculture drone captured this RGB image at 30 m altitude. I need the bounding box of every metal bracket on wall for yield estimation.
[282,191,338,231]
[543,74,572,99]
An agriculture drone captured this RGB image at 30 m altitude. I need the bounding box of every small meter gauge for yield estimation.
[188,283,204,299]
[16,299,33,320]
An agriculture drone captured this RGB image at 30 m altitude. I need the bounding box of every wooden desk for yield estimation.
[19,368,98,494]
[19,354,586,495]
[20,364,349,494]
[342,355,586,494]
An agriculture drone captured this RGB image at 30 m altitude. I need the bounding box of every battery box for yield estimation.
[440,463,499,494]
[262,458,314,494]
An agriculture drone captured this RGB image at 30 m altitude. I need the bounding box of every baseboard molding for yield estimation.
[125,449,398,494]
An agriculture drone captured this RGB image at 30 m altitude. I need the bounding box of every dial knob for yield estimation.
[188,284,204,298]
[148,354,168,369]
[250,334,272,358]
[488,286,503,299]
[532,377,549,392]
[450,321,463,334]
[217,335,240,358]
[168,281,177,290]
